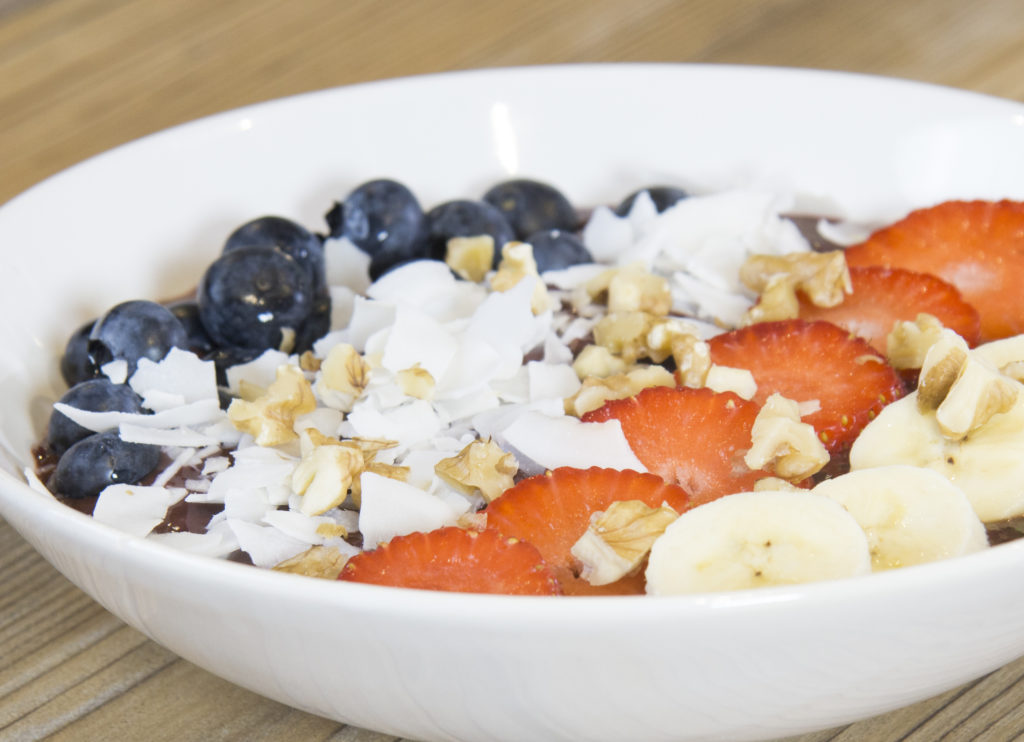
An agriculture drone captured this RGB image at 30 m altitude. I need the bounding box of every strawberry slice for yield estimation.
[485,466,691,595]
[582,386,767,504]
[797,266,981,353]
[842,200,1024,343]
[338,526,561,595]
[707,319,906,455]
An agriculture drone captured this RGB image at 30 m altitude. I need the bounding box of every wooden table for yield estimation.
[3,1,1024,739]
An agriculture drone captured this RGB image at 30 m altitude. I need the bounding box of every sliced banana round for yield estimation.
[812,465,988,570]
[849,391,1024,522]
[645,490,871,595]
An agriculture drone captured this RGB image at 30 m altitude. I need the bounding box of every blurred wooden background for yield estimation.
[3,0,1024,740]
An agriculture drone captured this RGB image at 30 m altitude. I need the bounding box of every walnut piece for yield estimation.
[446,235,495,282]
[316,343,371,412]
[917,330,970,412]
[934,355,1020,440]
[570,500,679,586]
[572,344,629,380]
[273,545,350,580]
[740,251,851,324]
[607,264,672,315]
[434,439,518,503]
[744,393,829,481]
[704,365,757,400]
[227,365,317,446]
[886,313,946,370]
[397,365,436,400]
[564,365,675,416]
[490,242,551,314]
[292,428,365,515]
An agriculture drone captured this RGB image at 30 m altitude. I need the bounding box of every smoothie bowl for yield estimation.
[3,64,1024,741]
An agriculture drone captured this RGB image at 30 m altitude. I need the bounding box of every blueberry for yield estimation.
[614,186,689,216]
[329,179,429,259]
[167,301,215,354]
[524,229,594,273]
[198,245,313,351]
[89,300,189,376]
[224,216,326,291]
[51,431,160,499]
[47,378,146,456]
[425,200,516,266]
[204,345,264,387]
[293,287,332,353]
[60,319,98,387]
[483,178,578,239]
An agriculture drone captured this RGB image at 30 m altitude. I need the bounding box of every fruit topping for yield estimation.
[484,466,691,594]
[482,178,578,239]
[89,300,189,376]
[47,378,146,456]
[707,319,907,455]
[795,266,981,354]
[843,200,1024,343]
[424,199,515,267]
[582,386,768,502]
[51,430,161,500]
[613,185,688,216]
[338,526,561,595]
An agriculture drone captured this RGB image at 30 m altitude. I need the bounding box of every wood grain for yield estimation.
[3,0,1024,739]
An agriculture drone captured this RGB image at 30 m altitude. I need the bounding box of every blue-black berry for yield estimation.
[483,178,578,239]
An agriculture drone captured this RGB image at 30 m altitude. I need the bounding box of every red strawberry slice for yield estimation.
[485,466,691,595]
[707,319,906,455]
[583,386,767,504]
[797,266,981,354]
[338,526,561,595]
[842,200,1024,343]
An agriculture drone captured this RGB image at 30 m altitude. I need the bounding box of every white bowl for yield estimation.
[3,64,1024,742]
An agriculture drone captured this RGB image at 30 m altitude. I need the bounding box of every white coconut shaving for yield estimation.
[92,484,186,538]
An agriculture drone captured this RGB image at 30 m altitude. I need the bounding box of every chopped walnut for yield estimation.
[592,311,654,364]
[917,330,970,412]
[607,264,672,315]
[752,477,804,492]
[227,365,317,446]
[740,251,851,324]
[935,355,1019,440]
[446,235,495,282]
[572,344,629,380]
[564,365,675,416]
[490,242,551,314]
[316,343,371,412]
[704,364,757,400]
[299,350,322,372]
[397,365,436,400]
[273,545,350,580]
[570,500,679,586]
[292,428,365,515]
[886,313,946,370]
[744,393,829,481]
[434,439,518,503]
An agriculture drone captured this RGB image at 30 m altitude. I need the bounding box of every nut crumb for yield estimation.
[434,439,518,503]
[744,393,829,481]
[228,365,317,446]
[273,545,349,580]
[446,235,495,282]
[570,500,679,585]
[740,251,851,324]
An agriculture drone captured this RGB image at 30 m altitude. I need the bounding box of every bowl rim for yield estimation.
[3,61,1024,621]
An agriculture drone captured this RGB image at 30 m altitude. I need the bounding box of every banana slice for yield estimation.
[812,466,988,570]
[645,490,871,595]
[849,391,1024,522]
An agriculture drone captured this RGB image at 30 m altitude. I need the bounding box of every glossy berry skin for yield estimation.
[329,179,429,259]
[51,431,160,499]
[614,185,689,216]
[198,245,313,351]
[204,344,264,387]
[224,216,326,291]
[482,178,578,239]
[168,300,215,354]
[425,199,516,266]
[89,300,189,376]
[47,378,146,456]
[524,228,593,272]
[60,319,97,387]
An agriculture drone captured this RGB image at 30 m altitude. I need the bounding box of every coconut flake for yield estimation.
[92,484,185,538]
[501,411,646,472]
[147,529,238,558]
[151,446,199,488]
[130,348,219,411]
[119,425,221,448]
[228,519,308,568]
[225,350,294,394]
[101,359,129,385]
[324,237,372,294]
[528,361,581,402]
[358,471,459,549]
[53,398,224,435]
